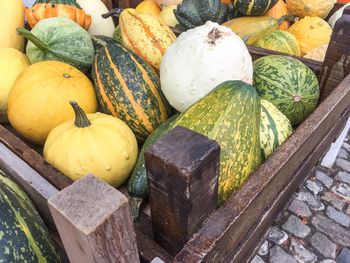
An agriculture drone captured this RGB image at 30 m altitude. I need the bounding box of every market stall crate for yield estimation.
[0,1,350,262]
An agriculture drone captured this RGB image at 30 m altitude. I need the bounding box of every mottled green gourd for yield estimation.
[128,80,261,217]
[174,0,229,29]
[253,55,320,126]
[17,17,94,72]
[234,0,278,16]
[260,99,292,160]
[0,170,61,262]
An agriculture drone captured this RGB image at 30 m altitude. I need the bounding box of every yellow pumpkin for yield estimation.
[0,48,30,122]
[0,0,25,51]
[7,61,97,145]
[288,16,332,56]
[286,0,335,18]
[44,102,138,187]
[136,0,161,16]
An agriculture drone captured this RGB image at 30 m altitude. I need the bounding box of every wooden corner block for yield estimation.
[48,174,139,263]
[145,126,220,255]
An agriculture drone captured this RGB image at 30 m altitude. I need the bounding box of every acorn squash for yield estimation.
[233,0,278,16]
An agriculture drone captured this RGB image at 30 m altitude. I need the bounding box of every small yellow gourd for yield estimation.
[0,48,30,122]
[288,16,332,56]
[44,102,138,187]
[7,61,97,145]
[286,0,335,18]
[159,5,179,27]
[136,0,161,16]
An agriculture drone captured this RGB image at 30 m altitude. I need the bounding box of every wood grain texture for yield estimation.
[145,127,220,255]
[174,75,350,262]
[319,7,350,100]
[48,174,139,263]
[0,125,72,190]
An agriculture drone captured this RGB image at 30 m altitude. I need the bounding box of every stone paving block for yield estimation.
[319,260,336,263]
[282,215,311,238]
[311,215,350,247]
[336,248,350,263]
[296,191,325,211]
[267,227,288,245]
[335,158,350,173]
[321,192,345,211]
[251,255,265,263]
[325,206,350,227]
[289,238,317,263]
[310,232,337,259]
[346,205,350,216]
[342,142,350,153]
[338,148,349,159]
[258,240,269,256]
[335,171,350,185]
[288,199,312,218]
[315,170,333,188]
[332,183,350,201]
[305,180,323,195]
[270,246,297,263]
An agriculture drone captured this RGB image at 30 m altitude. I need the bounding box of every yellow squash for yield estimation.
[0,48,30,122]
[288,16,332,56]
[7,61,97,145]
[223,16,287,45]
[44,102,138,187]
[159,4,179,27]
[135,0,161,16]
[286,0,335,18]
[0,0,25,51]
[119,8,176,70]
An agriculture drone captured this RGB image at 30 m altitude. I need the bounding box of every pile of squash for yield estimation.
[0,0,344,224]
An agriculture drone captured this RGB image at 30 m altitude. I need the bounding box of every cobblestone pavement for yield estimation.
[252,136,350,263]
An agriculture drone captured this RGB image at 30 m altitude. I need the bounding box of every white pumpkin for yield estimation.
[328,3,350,29]
[76,0,115,37]
[160,21,253,112]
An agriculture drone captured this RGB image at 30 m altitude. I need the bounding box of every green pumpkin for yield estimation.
[233,0,278,16]
[17,17,94,72]
[174,0,229,29]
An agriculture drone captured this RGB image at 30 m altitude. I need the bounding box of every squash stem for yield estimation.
[16,28,50,52]
[69,101,91,128]
[102,8,124,19]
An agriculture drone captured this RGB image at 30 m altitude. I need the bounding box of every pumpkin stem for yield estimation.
[278,15,297,25]
[70,101,91,128]
[102,8,123,19]
[16,28,50,52]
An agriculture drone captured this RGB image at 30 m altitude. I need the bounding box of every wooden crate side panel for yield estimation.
[175,75,350,262]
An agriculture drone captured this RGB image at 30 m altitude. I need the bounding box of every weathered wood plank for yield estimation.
[235,107,350,263]
[0,125,72,190]
[174,75,350,262]
[48,174,139,263]
[145,126,220,255]
[319,8,350,100]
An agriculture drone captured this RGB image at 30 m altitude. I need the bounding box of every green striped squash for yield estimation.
[255,30,301,56]
[253,55,320,126]
[234,0,278,16]
[0,170,60,262]
[128,80,261,212]
[92,40,171,141]
[260,99,292,160]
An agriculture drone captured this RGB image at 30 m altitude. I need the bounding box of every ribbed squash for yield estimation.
[255,30,301,56]
[265,0,290,30]
[128,80,261,216]
[119,8,176,70]
[233,0,278,16]
[25,0,91,29]
[223,16,289,45]
[0,0,25,51]
[0,171,61,262]
[288,16,332,56]
[92,39,171,141]
[260,99,292,160]
[8,61,97,145]
[286,0,335,18]
[44,102,138,187]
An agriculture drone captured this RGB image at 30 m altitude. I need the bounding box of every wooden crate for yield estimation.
[1,2,350,263]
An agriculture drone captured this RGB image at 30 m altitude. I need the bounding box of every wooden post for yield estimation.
[145,126,220,255]
[48,174,139,263]
[319,6,350,100]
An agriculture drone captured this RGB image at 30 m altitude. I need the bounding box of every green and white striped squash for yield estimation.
[0,170,61,262]
[253,55,320,126]
[260,99,292,160]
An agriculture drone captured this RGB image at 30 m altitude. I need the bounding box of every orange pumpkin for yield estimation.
[266,0,290,31]
[221,0,232,4]
[337,0,350,3]
[25,0,91,30]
